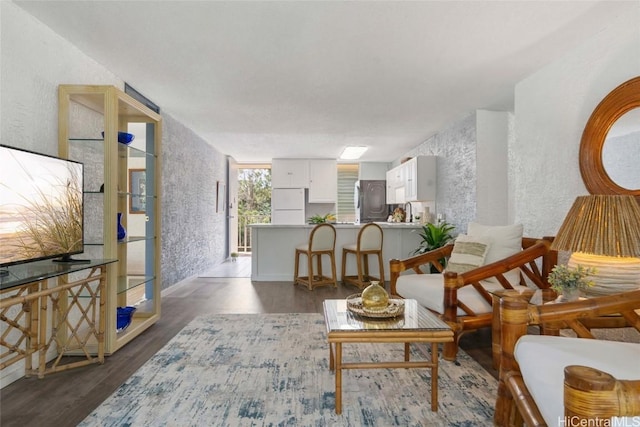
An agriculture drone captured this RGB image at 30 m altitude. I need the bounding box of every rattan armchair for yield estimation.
[390,237,556,361]
[494,289,640,426]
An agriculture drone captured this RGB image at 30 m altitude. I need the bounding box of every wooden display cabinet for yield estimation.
[58,85,162,354]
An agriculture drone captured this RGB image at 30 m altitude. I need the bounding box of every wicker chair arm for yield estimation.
[452,238,552,289]
[495,288,640,426]
[389,244,454,295]
[564,365,640,419]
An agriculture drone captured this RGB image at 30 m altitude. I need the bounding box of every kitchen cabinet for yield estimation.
[271,188,305,224]
[308,159,337,203]
[404,156,437,201]
[386,170,397,204]
[58,85,161,354]
[386,167,405,204]
[386,156,437,203]
[271,159,309,188]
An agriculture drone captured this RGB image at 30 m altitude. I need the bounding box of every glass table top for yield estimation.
[323,299,451,332]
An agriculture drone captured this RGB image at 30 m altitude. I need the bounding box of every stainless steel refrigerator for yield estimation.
[354,180,388,223]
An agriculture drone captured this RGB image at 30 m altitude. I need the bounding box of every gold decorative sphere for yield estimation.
[361,281,389,312]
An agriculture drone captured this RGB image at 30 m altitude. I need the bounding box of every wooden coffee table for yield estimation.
[322,299,454,414]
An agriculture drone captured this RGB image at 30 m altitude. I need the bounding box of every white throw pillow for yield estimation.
[446,234,491,274]
[467,222,523,285]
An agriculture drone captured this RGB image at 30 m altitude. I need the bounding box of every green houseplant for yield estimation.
[548,264,596,301]
[413,221,455,255]
[412,221,455,272]
[308,213,336,224]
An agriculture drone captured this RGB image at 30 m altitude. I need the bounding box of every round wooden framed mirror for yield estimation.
[580,76,640,203]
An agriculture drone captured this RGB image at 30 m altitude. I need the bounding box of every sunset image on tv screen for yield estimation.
[0,145,83,266]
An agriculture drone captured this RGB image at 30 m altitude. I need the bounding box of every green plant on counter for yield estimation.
[308,213,336,224]
[412,221,455,273]
[413,221,455,255]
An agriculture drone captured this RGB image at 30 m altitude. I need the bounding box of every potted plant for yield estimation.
[548,264,596,301]
[230,252,239,262]
[412,221,455,272]
[308,213,336,224]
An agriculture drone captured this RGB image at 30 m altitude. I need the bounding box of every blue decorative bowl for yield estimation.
[101,131,135,145]
[116,306,137,332]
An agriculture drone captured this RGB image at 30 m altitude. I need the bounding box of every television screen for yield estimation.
[0,144,85,267]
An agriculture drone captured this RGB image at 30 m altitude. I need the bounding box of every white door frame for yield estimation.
[227,157,239,256]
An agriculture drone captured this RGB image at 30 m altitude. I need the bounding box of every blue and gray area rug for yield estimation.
[80,313,496,426]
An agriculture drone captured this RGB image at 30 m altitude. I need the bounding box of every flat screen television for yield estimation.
[0,144,87,270]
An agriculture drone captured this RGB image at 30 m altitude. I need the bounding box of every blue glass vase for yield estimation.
[117,212,126,241]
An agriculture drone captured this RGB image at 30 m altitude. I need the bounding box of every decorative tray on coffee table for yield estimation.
[346,293,405,318]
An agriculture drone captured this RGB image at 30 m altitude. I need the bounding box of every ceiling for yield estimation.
[15,1,637,163]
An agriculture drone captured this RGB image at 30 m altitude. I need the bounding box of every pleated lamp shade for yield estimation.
[551,195,640,296]
[551,195,640,258]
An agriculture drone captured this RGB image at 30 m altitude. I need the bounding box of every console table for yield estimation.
[0,259,116,378]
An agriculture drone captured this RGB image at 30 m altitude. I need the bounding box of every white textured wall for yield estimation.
[0,2,120,154]
[161,114,227,288]
[476,110,510,226]
[1,2,228,295]
[401,5,639,240]
[512,5,640,239]
[1,1,228,386]
[403,113,477,235]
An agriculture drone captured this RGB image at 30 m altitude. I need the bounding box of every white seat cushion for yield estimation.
[395,273,530,316]
[515,335,640,425]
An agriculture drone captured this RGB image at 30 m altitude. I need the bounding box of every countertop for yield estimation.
[249,222,424,229]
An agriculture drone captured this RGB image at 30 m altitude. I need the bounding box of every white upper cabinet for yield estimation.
[404,156,437,201]
[271,159,309,188]
[386,163,406,204]
[308,159,337,203]
[386,170,397,204]
[386,156,437,203]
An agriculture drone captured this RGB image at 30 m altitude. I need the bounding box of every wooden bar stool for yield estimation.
[341,223,385,290]
[294,223,337,290]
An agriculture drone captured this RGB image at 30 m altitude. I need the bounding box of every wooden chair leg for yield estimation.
[377,251,384,286]
[293,250,300,285]
[443,332,460,361]
[316,253,323,280]
[355,251,365,287]
[307,251,314,290]
[330,250,337,287]
[341,249,348,284]
[362,253,370,282]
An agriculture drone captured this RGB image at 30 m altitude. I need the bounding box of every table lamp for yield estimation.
[550,195,640,295]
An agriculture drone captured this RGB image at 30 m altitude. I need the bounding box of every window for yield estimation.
[336,164,358,222]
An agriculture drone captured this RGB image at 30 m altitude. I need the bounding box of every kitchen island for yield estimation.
[250,223,423,282]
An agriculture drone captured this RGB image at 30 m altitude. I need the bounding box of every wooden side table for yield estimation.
[0,259,116,378]
[490,288,557,370]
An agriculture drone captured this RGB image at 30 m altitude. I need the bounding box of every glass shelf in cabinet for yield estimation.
[117,275,154,295]
[118,143,156,158]
[118,192,156,199]
[68,137,103,142]
[117,235,154,244]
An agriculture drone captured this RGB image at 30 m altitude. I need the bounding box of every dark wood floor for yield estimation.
[0,274,496,427]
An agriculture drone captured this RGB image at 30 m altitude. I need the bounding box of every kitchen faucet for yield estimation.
[404,201,413,223]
